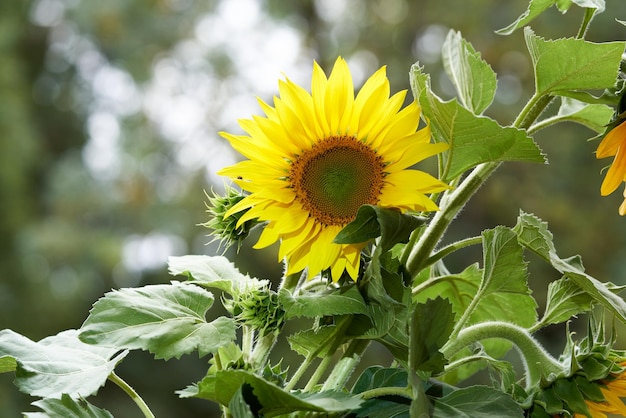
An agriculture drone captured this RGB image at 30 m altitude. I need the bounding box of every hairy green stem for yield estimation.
[420,236,482,270]
[250,332,278,371]
[577,7,596,39]
[442,321,564,388]
[407,91,553,280]
[304,354,333,391]
[360,386,412,400]
[321,339,370,391]
[406,161,500,278]
[285,352,316,391]
[108,372,155,418]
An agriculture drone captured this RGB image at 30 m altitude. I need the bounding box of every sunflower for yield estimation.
[218,57,449,281]
[596,120,626,215]
[574,365,626,418]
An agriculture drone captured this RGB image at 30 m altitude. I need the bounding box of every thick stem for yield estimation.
[108,372,155,418]
[249,332,278,371]
[321,339,370,391]
[360,386,412,400]
[284,353,316,391]
[442,321,565,389]
[406,162,500,279]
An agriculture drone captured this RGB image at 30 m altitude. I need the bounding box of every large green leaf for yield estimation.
[414,228,537,328]
[513,211,626,323]
[279,285,368,319]
[334,205,426,253]
[470,227,537,327]
[411,65,545,181]
[525,28,623,96]
[168,255,268,295]
[442,30,497,115]
[185,369,362,416]
[24,394,113,418]
[432,386,524,417]
[0,329,126,398]
[409,298,454,374]
[79,282,237,360]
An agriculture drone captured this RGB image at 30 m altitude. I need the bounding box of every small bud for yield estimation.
[201,186,259,251]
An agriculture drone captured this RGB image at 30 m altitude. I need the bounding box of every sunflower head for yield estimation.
[218,57,449,281]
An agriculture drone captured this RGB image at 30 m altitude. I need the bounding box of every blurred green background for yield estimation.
[2,0,626,416]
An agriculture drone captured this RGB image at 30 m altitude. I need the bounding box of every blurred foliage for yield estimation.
[2,0,626,416]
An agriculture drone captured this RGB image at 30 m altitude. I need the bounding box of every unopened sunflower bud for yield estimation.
[202,186,259,250]
[224,283,285,337]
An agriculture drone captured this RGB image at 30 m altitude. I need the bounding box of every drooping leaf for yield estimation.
[480,227,537,326]
[442,30,497,114]
[24,394,114,418]
[534,277,595,330]
[0,329,126,399]
[542,97,614,133]
[525,28,623,96]
[497,0,556,35]
[0,355,16,373]
[334,205,426,252]
[432,386,524,417]
[352,366,409,394]
[409,298,454,374]
[411,65,545,181]
[288,325,345,358]
[168,255,268,295]
[513,211,626,323]
[497,0,605,35]
[279,285,368,319]
[190,369,362,416]
[79,282,237,360]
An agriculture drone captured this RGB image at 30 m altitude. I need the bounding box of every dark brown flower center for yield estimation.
[289,135,385,226]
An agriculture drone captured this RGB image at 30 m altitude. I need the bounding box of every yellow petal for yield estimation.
[597,121,626,158]
[600,145,626,196]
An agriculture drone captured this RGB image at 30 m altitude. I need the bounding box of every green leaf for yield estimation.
[168,255,268,295]
[535,277,595,330]
[0,329,126,398]
[480,227,536,322]
[409,298,454,374]
[279,285,369,319]
[191,369,362,416]
[415,229,537,328]
[513,211,626,323]
[497,0,555,35]
[334,205,425,253]
[553,378,590,417]
[24,394,114,418]
[79,282,237,360]
[351,366,408,394]
[411,65,545,181]
[525,28,623,96]
[442,30,497,115]
[433,386,524,417]
[571,0,604,12]
[0,355,16,373]
[228,385,257,418]
[288,325,345,358]
[548,97,614,133]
